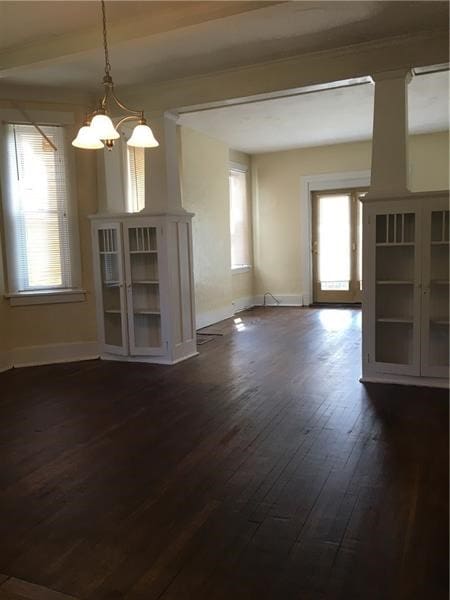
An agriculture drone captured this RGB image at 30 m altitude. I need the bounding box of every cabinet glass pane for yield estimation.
[376,322,413,364]
[128,226,162,350]
[318,194,351,290]
[128,226,157,252]
[375,212,416,365]
[98,228,123,347]
[431,210,449,243]
[133,314,161,349]
[376,213,415,245]
[427,215,449,368]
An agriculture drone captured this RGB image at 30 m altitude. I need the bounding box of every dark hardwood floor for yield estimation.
[0,307,448,600]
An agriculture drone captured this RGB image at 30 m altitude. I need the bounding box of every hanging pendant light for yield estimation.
[72,0,159,151]
[72,122,104,149]
[127,122,159,148]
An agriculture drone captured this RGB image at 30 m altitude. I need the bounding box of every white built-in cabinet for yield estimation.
[362,191,449,388]
[91,214,197,365]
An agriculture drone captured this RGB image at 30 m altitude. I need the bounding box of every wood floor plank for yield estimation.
[0,307,447,600]
[0,578,79,599]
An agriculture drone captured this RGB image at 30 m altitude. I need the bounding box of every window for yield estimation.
[229,167,251,270]
[126,145,145,213]
[2,123,78,295]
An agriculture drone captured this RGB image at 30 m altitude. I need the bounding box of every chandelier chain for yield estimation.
[101,0,112,78]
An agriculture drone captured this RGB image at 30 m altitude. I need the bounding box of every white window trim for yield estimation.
[230,161,248,173]
[5,289,87,306]
[0,109,84,306]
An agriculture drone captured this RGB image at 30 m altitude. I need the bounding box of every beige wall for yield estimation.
[252,131,449,299]
[409,132,450,191]
[180,126,233,328]
[0,99,98,365]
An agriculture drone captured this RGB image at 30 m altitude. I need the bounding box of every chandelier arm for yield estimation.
[115,115,140,130]
[99,87,109,111]
[110,87,144,117]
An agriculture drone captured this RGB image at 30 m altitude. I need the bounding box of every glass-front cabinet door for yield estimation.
[95,224,128,355]
[370,206,421,375]
[124,223,164,355]
[421,207,449,378]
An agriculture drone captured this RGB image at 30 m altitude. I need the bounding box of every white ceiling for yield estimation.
[179,71,450,154]
[0,1,448,89]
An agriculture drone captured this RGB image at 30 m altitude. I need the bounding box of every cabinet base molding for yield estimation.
[360,375,449,389]
[100,351,199,366]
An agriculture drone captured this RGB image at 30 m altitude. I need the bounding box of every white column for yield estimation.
[143,112,184,214]
[369,69,412,197]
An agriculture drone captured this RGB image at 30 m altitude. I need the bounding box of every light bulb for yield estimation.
[90,114,120,140]
[72,125,104,149]
[127,123,159,148]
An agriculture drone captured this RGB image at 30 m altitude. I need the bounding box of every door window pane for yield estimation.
[318,194,351,291]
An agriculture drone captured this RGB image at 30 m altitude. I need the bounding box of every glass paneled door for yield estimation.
[312,190,365,303]
[421,208,449,378]
[95,224,128,355]
[124,223,164,356]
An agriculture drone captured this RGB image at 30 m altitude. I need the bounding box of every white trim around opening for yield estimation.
[300,170,371,305]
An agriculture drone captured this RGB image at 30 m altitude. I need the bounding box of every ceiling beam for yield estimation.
[0,1,286,78]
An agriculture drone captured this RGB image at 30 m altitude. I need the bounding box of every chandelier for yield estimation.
[72,0,159,150]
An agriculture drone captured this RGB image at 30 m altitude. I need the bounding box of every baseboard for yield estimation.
[253,294,305,307]
[0,350,13,373]
[196,306,234,330]
[232,296,256,314]
[360,375,449,389]
[101,351,200,365]
[11,341,100,369]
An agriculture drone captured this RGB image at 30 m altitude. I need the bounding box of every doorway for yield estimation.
[312,189,366,303]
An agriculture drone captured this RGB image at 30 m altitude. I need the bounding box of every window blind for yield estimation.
[229,169,251,268]
[4,123,72,292]
[126,146,145,212]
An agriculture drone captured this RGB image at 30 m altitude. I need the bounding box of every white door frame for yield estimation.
[300,170,371,305]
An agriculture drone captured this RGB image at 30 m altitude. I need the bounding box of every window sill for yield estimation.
[232,266,252,274]
[5,289,87,307]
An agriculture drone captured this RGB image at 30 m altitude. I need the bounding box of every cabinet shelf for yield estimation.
[130,250,158,254]
[134,310,160,315]
[132,280,159,285]
[431,319,449,326]
[431,241,449,246]
[376,242,414,247]
[376,280,414,285]
[377,317,414,324]
[104,309,121,314]
[431,280,450,286]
